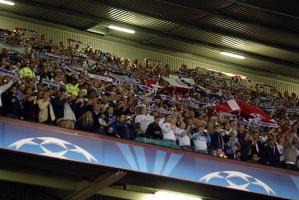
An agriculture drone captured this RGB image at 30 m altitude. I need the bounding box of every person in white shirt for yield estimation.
[192,120,211,153]
[160,115,177,144]
[175,121,192,151]
[134,106,154,134]
[158,116,165,127]
[57,101,76,129]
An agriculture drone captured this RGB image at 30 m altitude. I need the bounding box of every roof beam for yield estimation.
[66,171,126,200]
[12,0,100,23]
[12,0,299,53]
[156,0,299,35]
[7,0,299,67]
[0,168,150,200]
[138,41,280,75]
[96,0,299,53]
[227,0,299,20]
[0,168,77,191]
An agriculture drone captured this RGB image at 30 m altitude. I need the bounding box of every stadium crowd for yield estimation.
[0,27,298,170]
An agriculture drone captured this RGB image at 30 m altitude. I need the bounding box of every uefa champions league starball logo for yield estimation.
[199,171,275,195]
[8,137,98,163]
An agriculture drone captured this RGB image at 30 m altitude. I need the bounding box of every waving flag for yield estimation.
[162,75,191,89]
[216,99,278,127]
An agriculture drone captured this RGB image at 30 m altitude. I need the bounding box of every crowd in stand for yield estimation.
[0,27,298,170]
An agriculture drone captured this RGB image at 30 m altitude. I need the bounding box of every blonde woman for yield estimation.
[77,111,95,132]
[37,92,55,125]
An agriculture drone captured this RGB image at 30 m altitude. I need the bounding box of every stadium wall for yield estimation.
[0,14,299,94]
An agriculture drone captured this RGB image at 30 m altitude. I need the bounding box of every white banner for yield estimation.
[0,68,18,78]
[88,73,113,82]
[108,72,140,85]
[138,84,154,93]
[42,78,63,88]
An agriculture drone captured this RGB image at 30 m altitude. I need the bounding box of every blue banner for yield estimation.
[0,119,298,199]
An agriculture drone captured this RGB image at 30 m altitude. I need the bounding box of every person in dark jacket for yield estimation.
[104,106,117,135]
[261,137,281,167]
[73,90,94,118]
[22,95,38,122]
[251,131,264,158]
[210,124,224,154]
[52,90,67,123]
[116,114,134,139]
[146,116,163,139]
[3,85,22,119]
[239,132,253,161]
[92,104,102,133]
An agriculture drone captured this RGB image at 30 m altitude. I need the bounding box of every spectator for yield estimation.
[104,106,117,135]
[226,131,240,159]
[251,131,264,158]
[233,150,242,161]
[53,91,76,129]
[237,124,246,142]
[37,91,55,124]
[192,120,210,153]
[261,137,281,167]
[276,135,285,165]
[91,104,102,133]
[19,63,35,79]
[116,114,134,139]
[146,115,163,139]
[135,106,154,134]
[76,111,95,132]
[98,113,108,135]
[0,77,15,112]
[210,123,225,154]
[239,131,253,161]
[176,121,192,150]
[3,84,22,119]
[73,91,88,118]
[22,93,38,121]
[284,137,298,170]
[65,78,79,96]
[160,115,176,144]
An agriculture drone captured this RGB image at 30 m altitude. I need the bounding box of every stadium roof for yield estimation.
[1,0,299,77]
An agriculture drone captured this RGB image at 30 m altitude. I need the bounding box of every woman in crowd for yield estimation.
[76,111,95,132]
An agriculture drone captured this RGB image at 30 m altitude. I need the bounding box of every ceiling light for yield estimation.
[108,25,135,34]
[153,191,202,200]
[87,27,106,36]
[0,0,15,5]
[220,51,245,59]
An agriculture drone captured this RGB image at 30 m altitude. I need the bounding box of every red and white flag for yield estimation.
[216,99,278,127]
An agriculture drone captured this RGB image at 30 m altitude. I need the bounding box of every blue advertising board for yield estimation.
[0,118,299,199]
